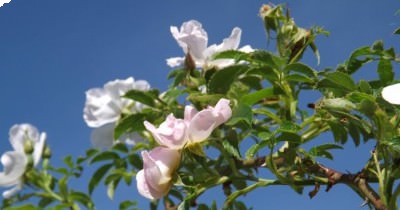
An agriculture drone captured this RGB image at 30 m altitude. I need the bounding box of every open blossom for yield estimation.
[83,77,150,148]
[136,147,180,200]
[0,124,46,198]
[167,20,253,69]
[144,98,232,149]
[382,83,400,105]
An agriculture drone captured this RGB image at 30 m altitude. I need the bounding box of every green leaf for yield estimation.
[107,176,121,200]
[319,72,356,91]
[394,27,400,35]
[70,191,94,210]
[284,63,317,78]
[249,50,284,68]
[3,205,40,210]
[112,143,129,153]
[208,65,248,94]
[90,151,120,164]
[59,176,68,198]
[124,89,157,107]
[128,153,143,169]
[222,140,241,159]
[88,163,113,194]
[377,59,394,85]
[285,74,314,83]
[226,103,252,127]
[120,200,138,210]
[245,138,271,159]
[114,113,146,140]
[328,121,348,144]
[241,87,274,105]
[212,50,249,61]
[309,144,343,160]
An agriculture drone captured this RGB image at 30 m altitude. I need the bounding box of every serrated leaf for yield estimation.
[90,151,120,164]
[105,175,121,200]
[309,144,343,160]
[241,87,274,105]
[208,65,248,94]
[249,50,284,68]
[377,59,394,85]
[320,72,356,91]
[119,200,138,210]
[222,140,241,159]
[212,50,250,61]
[327,121,348,144]
[286,74,314,83]
[124,89,156,107]
[245,139,270,159]
[114,113,146,140]
[88,163,113,194]
[284,63,317,78]
[226,103,252,127]
[70,191,94,210]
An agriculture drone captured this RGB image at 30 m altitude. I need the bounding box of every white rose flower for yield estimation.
[83,77,150,148]
[0,124,46,198]
[167,20,254,69]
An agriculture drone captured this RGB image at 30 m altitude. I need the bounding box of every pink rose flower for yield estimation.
[136,147,181,200]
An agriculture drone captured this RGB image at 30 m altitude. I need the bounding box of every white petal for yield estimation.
[382,83,400,105]
[133,80,151,91]
[215,27,242,52]
[166,57,185,67]
[0,151,26,187]
[120,132,144,145]
[104,77,136,98]
[171,20,208,62]
[2,182,23,199]
[83,88,121,127]
[90,123,115,149]
[32,132,46,166]
[9,124,39,153]
[239,45,254,53]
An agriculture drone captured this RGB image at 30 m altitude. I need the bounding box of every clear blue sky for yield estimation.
[0,0,399,209]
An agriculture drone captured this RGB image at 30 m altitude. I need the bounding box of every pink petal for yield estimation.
[188,110,217,143]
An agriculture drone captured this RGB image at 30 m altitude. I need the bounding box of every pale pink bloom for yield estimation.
[0,124,46,198]
[382,83,400,105]
[136,147,180,200]
[144,98,232,148]
[167,20,253,69]
[83,77,150,148]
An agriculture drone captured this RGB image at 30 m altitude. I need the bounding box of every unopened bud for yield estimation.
[42,145,52,159]
[26,155,34,170]
[24,140,34,154]
[259,4,271,17]
[321,98,356,112]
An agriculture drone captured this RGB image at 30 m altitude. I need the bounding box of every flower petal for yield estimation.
[0,151,26,187]
[142,150,170,194]
[144,115,188,149]
[32,132,46,166]
[9,124,39,153]
[382,83,400,105]
[136,170,164,200]
[212,98,232,126]
[83,88,120,127]
[166,57,185,67]
[215,27,242,52]
[188,110,217,143]
[2,182,23,199]
[90,123,115,149]
[171,20,208,63]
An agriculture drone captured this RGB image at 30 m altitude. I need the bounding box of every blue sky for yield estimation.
[0,0,399,209]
